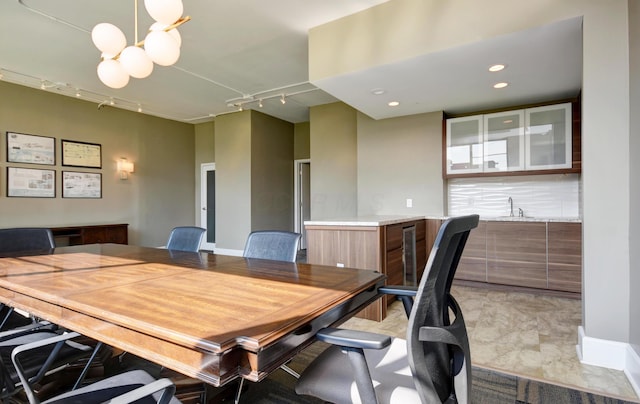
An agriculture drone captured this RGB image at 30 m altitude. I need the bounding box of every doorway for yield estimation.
[200,163,216,251]
[294,159,310,249]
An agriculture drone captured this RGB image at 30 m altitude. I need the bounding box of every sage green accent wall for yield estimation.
[194,121,215,225]
[214,111,252,250]
[251,111,294,231]
[0,81,195,247]
[214,110,295,250]
[294,122,310,159]
[357,111,444,216]
[309,102,357,219]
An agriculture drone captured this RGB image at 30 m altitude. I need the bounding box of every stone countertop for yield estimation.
[424,215,582,223]
[304,215,425,227]
[305,215,582,226]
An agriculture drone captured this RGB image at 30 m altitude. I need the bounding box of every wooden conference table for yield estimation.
[0,244,384,387]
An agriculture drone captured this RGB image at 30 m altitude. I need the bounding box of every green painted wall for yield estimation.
[0,81,195,247]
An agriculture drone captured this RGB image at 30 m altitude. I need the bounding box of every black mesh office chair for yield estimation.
[295,214,479,404]
[0,228,56,331]
[166,226,206,252]
[242,230,301,263]
[12,332,182,404]
[0,325,108,403]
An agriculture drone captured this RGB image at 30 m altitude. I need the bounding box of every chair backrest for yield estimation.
[166,226,206,252]
[0,228,55,254]
[406,214,479,404]
[243,230,301,262]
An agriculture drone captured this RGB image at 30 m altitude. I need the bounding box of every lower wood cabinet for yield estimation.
[547,222,582,293]
[306,219,427,321]
[428,218,582,295]
[486,221,547,289]
[456,221,488,282]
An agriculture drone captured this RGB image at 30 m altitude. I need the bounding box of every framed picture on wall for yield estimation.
[62,171,102,198]
[7,167,55,198]
[6,132,55,165]
[61,139,102,168]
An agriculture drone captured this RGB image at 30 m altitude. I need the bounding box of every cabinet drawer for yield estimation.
[486,222,547,289]
[548,222,581,293]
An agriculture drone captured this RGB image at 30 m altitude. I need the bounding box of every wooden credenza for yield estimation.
[50,224,129,246]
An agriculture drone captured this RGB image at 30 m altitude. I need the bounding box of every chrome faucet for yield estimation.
[508,197,514,217]
[518,207,524,217]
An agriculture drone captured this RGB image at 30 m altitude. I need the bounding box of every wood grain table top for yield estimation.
[0,244,384,386]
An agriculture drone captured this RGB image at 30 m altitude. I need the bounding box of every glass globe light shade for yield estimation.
[91,23,127,55]
[144,30,180,66]
[144,0,183,25]
[149,22,182,47]
[97,59,130,89]
[119,46,154,78]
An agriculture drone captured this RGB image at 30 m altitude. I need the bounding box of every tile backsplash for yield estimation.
[448,174,581,218]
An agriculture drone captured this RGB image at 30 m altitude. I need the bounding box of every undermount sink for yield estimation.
[492,215,535,220]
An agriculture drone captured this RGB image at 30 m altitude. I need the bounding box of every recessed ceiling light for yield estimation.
[371,88,386,95]
[493,82,509,89]
[388,101,400,107]
[489,64,506,72]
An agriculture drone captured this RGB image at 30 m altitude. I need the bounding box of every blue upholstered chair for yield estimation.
[242,230,301,263]
[166,226,206,252]
[295,214,479,404]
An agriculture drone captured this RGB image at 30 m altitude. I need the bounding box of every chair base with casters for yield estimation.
[295,214,479,404]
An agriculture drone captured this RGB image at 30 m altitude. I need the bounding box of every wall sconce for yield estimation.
[117,157,135,180]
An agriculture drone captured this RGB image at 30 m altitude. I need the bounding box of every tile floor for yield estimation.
[341,284,639,402]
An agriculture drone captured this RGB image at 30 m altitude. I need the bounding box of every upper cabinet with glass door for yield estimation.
[525,103,572,170]
[483,110,525,172]
[446,115,483,174]
[445,101,576,177]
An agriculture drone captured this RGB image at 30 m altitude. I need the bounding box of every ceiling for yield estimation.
[0,0,582,124]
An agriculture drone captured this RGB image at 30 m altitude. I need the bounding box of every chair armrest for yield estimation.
[0,321,56,342]
[12,331,83,404]
[378,285,417,297]
[316,327,391,350]
[315,328,387,404]
[107,378,176,404]
[378,285,417,318]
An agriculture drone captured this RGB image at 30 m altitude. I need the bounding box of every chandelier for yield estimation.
[91,0,190,89]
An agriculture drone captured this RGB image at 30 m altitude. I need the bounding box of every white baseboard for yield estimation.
[577,326,627,370]
[212,248,243,257]
[625,344,640,398]
[577,326,640,398]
